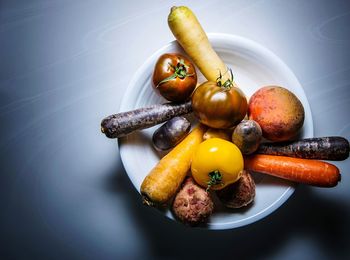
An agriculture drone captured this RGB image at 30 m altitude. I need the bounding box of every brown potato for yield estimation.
[248,86,305,142]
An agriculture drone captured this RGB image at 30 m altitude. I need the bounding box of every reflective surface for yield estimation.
[1,0,350,259]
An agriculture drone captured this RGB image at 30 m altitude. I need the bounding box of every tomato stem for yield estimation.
[216,68,234,90]
[206,170,223,191]
[156,58,194,88]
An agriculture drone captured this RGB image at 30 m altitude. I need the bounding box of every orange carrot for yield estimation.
[244,154,341,187]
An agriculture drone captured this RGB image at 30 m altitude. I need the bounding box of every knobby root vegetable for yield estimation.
[168,6,232,84]
[216,170,255,208]
[244,154,341,187]
[172,177,214,225]
[257,136,349,161]
[141,124,207,206]
[101,101,192,138]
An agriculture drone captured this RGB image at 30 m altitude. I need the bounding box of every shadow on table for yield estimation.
[104,156,349,259]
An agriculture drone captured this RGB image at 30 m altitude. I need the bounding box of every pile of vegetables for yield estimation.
[100,6,349,226]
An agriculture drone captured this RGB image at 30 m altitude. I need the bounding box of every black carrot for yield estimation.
[257,136,349,161]
[101,101,192,138]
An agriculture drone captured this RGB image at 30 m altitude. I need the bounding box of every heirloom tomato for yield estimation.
[191,71,247,129]
[191,138,244,191]
[152,53,197,102]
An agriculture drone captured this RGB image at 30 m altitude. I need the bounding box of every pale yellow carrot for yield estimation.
[168,6,232,84]
[141,124,207,206]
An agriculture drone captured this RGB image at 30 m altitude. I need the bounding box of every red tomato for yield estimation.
[152,53,197,102]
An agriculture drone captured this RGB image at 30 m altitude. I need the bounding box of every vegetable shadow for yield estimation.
[104,158,349,259]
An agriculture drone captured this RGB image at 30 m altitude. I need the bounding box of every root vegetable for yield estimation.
[101,101,192,138]
[141,124,207,206]
[152,116,191,151]
[248,86,305,141]
[257,136,349,161]
[216,170,255,208]
[232,120,262,154]
[168,6,231,84]
[172,177,214,225]
[244,154,341,187]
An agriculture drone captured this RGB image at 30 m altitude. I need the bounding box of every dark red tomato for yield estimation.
[152,53,197,102]
[191,79,248,129]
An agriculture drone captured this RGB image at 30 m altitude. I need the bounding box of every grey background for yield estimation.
[1,0,350,259]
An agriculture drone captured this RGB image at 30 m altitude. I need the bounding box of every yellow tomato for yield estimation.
[191,138,244,190]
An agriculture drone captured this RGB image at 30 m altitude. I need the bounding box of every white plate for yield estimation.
[118,33,313,229]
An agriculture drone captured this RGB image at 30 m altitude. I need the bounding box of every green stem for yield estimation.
[156,59,194,88]
[216,68,234,90]
[206,170,223,192]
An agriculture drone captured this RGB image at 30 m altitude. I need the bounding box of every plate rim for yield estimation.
[118,33,314,230]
